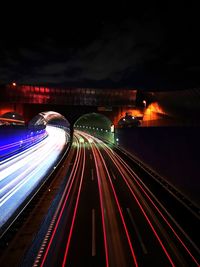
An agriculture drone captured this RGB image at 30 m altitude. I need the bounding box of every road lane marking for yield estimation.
[111,171,117,180]
[32,136,81,267]
[104,144,200,264]
[62,145,86,266]
[91,169,94,181]
[126,208,148,254]
[92,209,96,256]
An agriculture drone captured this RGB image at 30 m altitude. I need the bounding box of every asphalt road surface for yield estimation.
[22,130,200,267]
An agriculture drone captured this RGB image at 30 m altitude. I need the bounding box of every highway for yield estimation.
[0,126,68,232]
[0,129,47,161]
[24,130,200,267]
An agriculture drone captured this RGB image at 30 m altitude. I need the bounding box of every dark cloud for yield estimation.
[0,3,200,89]
[19,49,42,61]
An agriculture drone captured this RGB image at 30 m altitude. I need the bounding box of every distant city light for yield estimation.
[116,138,119,142]
[132,116,135,119]
[123,118,126,121]
[12,82,16,86]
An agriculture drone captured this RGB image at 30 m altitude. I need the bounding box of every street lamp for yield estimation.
[143,100,147,108]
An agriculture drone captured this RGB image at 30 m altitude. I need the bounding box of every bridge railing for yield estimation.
[0,84,136,106]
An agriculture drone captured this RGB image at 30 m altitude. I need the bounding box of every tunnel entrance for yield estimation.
[118,112,141,128]
[74,112,114,143]
[28,111,71,142]
[28,111,70,128]
[0,112,25,125]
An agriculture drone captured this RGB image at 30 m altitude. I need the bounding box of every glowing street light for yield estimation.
[143,100,147,108]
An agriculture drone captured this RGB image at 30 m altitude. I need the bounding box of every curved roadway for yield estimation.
[25,130,200,267]
[0,126,68,232]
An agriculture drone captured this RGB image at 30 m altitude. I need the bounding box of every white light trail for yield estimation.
[0,126,67,228]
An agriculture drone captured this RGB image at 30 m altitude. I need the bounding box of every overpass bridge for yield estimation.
[0,84,138,126]
[1,84,199,129]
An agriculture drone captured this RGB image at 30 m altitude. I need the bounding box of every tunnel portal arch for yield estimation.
[118,113,141,128]
[0,111,25,125]
[74,112,114,143]
[28,111,70,131]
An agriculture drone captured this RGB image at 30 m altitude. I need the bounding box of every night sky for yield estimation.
[0,3,200,90]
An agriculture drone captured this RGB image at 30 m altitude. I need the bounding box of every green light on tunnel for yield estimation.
[79,137,84,143]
